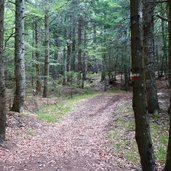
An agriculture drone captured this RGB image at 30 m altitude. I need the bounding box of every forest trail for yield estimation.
[0,93,127,171]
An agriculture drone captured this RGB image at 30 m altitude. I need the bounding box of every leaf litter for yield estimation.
[0,93,129,171]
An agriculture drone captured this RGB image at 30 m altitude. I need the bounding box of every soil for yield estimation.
[0,93,127,171]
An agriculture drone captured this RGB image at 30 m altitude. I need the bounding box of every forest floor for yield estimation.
[0,77,169,171]
[0,92,129,171]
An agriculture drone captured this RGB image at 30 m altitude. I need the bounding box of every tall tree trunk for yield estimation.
[71,26,76,71]
[108,47,112,81]
[93,22,96,44]
[143,0,159,114]
[101,54,106,82]
[62,27,67,85]
[66,28,71,82]
[164,2,171,170]
[70,0,77,72]
[160,3,168,77]
[43,13,49,98]
[0,0,6,142]
[77,16,83,86]
[130,1,156,170]
[81,26,87,89]
[101,26,107,82]
[62,47,66,85]
[35,19,41,94]
[31,26,35,88]
[12,0,25,113]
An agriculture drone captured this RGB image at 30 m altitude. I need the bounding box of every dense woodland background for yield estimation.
[0,0,171,171]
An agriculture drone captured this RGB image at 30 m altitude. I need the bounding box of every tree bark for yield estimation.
[0,0,6,142]
[81,26,87,88]
[131,0,157,170]
[35,19,41,94]
[71,26,76,71]
[62,47,66,85]
[77,16,83,86]
[12,0,25,113]
[164,2,171,171]
[93,23,96,44]
[160,3,168,77]
[101,54,106,82]
[143,0,159,114]
[43,13,49,98]
[66,28,71,82]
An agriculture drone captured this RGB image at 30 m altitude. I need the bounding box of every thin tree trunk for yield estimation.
[143,0,159,114]
[81,26,87,89]
[124,64,129,91]
[0,0,6,142]
[114,55,119,80]
[93,23,96,44]
[161,3,168,77]
[164,2,171,170]
[101,27,107,82]
[43,13,49,98]
[156,45,160,78]
[77,16,82,86]
[101,54,106,82]
[31,28,35,88]
[63,26,67,85]
[62,47,66,85]
[66,28,71,82]
[108,47,112,81]
[71,26,76,71]
[12,0,25,113]
[35,19,41,94]
[131,1,156,170]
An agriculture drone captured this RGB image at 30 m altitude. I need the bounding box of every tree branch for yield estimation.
[155,0,168,3]
[4,30,15,49]
[156,15,171,22]
[8,0,15,5]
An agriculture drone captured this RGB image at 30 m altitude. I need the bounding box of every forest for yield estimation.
[0,0,171,171]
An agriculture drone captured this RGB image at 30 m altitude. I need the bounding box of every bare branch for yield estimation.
[155,0,168,3]
[4,30,15,49]
[8,0,15,5]
[156,14,171,22]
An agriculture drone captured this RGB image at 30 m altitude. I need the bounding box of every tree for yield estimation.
[11,0,26,113]
[77,15,83,86]
[66,20,72,82]
[164,2,171,170]
[0,0,6,142]
[43,12,49,98]
[158,2,168,77]
[143,0,159,114]
[35,18,42,94]
[130,0,157,170]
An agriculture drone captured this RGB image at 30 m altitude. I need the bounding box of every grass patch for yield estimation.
[66,91,98,103]
[37,90,123,123]
[37,112,57,122]
[110,100,139,167]
[151,123,168,164]
[111,98,169,168]
[37,91,99,123]
[37,103,71,122]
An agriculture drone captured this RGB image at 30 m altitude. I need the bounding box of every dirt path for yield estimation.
[0,94,127,171]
